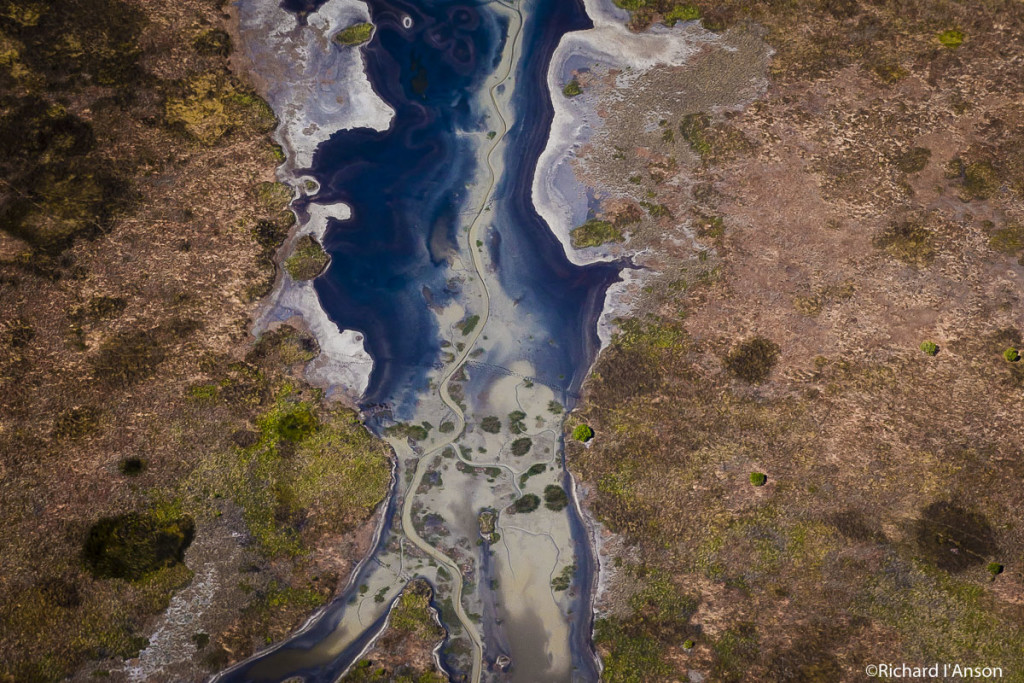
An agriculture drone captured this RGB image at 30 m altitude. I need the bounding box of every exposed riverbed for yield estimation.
[218,0,697,680]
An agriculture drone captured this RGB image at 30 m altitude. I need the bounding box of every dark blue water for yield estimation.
[302,0,618,419]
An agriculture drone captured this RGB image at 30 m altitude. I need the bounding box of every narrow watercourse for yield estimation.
[217,0,620,680]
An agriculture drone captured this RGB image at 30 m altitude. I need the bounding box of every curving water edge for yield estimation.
[217,0,707,680]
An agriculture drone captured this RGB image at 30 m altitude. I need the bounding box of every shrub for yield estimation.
[750,472,767,486]
[512,494,540,513]
[725,336,780,384]
[937,29,964,48]
[961,161,1000,201]
[893,146,931,174]
[335,23,373,46]
[459,314,480,335]
[548,400,563,414]
[1004,347,1020,362]
[987,562,1004,578]
[572,424,594,442]
[544,484,569,511]
[511,437,532,456]
[551,563,575,591]
[920,341,939,356]
[119,457,147,476]
[284,235,329,280]
[508,410,527,433]
[684,639,695,650]
[563,78,582,97]
[82,513,195,581]
[519,463,546,487]
[439,421,455,433]
[481,416,501,433]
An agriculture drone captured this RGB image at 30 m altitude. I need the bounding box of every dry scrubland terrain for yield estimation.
[0,0,437,680]
[567,0,1024,680]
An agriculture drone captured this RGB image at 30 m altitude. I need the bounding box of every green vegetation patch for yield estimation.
[552,563,576,591]
[165,73,276,147]
[335,22,374,46]
[893,146,931,174]
[189,387,391,557]
[572,424,594,442]
[390,580,444,640]
[508,410,527,434]
[458,314,480,335]
[512,494,540,514]
[82,513,195,581]
[480,416,501,433]
[285,235,330,281]
[544,484,570,511]
[749,472,767,487]
[563,78,582,97]
[724,336,779,384]
[1004,347,1020,363]
[519,463,546,487]
[510,437,532,456]
[938,29,964,48]
[663,4,701,26]
[872,221,935,267]
[920,341,939,356]
[988,222,1024,255]
[570,218,624,248]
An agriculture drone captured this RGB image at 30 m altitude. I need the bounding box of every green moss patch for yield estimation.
[570,218,624,248]
[563,78,582,97]
[335,23,374,46]
[872,221,935,267]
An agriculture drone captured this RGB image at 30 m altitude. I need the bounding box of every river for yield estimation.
[217,0,620,680]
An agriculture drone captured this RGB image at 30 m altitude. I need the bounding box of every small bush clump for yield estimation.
[987,562,1004,578]
[920,341,939,356]
[750,472,767,486]
[119,457,147,476]
[512,494,540,513]
[563,78,582,97]
[938,29,964,48]
[481,416,501,433]
[1004,347,1020,362]
[544,485,569,511]
[725,336,780,384]
[510,437,532,456]
[572,424,594,442]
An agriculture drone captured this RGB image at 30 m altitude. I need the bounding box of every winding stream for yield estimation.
[218,0,620,680]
